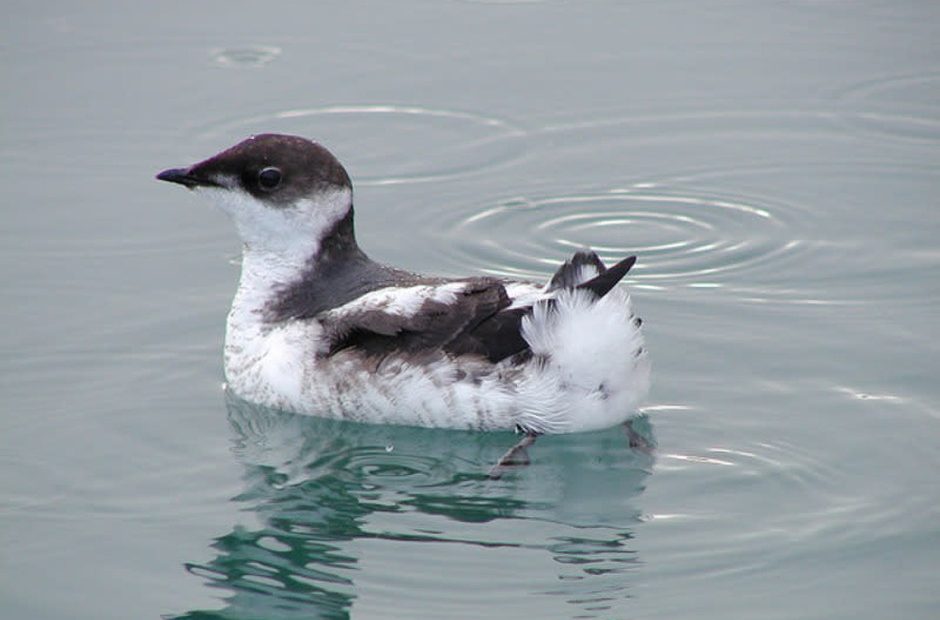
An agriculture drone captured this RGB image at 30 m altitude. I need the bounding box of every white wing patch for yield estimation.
[325,282,467,320]
[505,281,545,309]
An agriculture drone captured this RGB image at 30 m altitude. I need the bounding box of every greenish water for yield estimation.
[2,2,939,619]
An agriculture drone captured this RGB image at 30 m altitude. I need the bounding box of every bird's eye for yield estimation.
[257,167,282,190]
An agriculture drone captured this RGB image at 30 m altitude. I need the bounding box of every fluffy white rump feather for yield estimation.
[517,287,650,433]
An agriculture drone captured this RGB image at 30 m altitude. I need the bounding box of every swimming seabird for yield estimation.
[157,134,650,467]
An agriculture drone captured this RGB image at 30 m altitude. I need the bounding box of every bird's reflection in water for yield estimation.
[174,392,655,619]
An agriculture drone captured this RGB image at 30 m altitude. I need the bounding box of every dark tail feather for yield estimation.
[547,250,608,291]
[577,255,637,298]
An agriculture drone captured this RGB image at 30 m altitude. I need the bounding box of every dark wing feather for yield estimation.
[324,278,512,357]
[444,306,530,363]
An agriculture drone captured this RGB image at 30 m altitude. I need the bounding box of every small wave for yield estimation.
[190,104,528,185]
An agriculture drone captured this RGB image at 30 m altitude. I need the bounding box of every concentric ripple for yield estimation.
[831,72,940,142]
[644,387,940,593]
[446,187,806,289]
[436,152,937,307]
[330,445,458,488]
[192,105,527,185]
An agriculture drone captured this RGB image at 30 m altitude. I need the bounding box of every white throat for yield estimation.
[200,184,352,319]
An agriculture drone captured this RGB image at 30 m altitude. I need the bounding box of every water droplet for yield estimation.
[211,45,281,68]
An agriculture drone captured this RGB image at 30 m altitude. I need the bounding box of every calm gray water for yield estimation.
[2,2,939,619]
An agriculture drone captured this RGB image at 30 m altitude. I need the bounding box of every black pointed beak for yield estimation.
[156,167,218,189]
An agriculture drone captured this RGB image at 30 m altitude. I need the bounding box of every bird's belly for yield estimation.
[225,329,519,430]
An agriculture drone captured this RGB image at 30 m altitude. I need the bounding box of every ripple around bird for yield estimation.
[190,105,528,186]
[647,389,940,583]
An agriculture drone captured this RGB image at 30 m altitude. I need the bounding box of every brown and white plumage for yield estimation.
[157,134,650,433]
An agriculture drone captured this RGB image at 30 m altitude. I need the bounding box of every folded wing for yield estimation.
[322,278,515,359]
[320,252,637,364]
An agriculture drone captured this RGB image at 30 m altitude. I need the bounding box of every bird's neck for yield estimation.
[231,246,312,324]
[228,209,370,328]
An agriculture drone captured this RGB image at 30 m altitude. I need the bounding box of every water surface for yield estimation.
[2,2,939,619]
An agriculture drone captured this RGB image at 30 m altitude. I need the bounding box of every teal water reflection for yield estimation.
[174,394,654,619]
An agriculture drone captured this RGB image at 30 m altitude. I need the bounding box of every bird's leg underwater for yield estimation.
[623,418,654,454]
[487,431,540,479]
